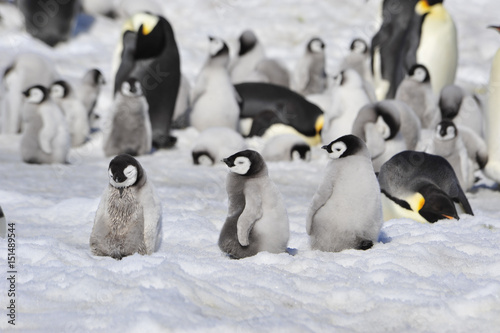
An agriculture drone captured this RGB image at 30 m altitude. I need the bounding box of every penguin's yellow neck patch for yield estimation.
[408,192,426,213]
[416,0,430,15]
[315,115,324,134]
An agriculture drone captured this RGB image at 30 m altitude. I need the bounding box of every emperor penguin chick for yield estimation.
[261,134,311,162]
[191,127,247,165]
[190,36,241,132]
[20,85,70,164]
[103,78,152,157]
[90,154,162,260]
[78,68,106,127]
[306,135,383,252]
[219,150,290,259]
[291,37,327,96]
[50,80,90,147]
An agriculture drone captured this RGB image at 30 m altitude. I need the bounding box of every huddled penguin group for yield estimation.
[1,0,499,261]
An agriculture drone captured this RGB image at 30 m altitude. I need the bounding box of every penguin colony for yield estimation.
[2,0,500,260]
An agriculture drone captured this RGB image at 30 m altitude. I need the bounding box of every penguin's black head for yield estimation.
[439,85,463,119]
[223,149,266,177]
[435,120,457,141]
[291,143,311,161]
[427,0,444,6]
[208,35,229,58]
[238,30,257,56]
[375,102,401,141]
[192,151,215,166]
[350,38,368,54]
[50,80,71,99]
[85,68,105,86]
[108,154,144,190]
[322,135,365,159]
[408,64,430,83]
[307,37,325,54]
[134,13,166,60]
[417,183,459,223]
[22,85,49,104]
[121,78,143,97]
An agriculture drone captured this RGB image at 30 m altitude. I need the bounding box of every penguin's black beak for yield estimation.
[321,145,328,151]
[488,25,500,32]
[208,35,215,41]
[222,158,233,167]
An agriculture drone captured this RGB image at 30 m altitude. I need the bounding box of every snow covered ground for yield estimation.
[1,0,500,331]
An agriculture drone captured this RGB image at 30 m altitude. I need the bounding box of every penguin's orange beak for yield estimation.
[488,25,500,33]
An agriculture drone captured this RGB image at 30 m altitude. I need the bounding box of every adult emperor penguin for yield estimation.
[484,25,500,184]
[20,85,70,164]
[395,64,440,129]
[307,135,383,252]
[113,12,180,149]
[1,53,58,134]
[230,30,290,87]
[190,36,241,132]
[371,0,419,99]
[50,80,90,147]
[219,150,289,259]
[291,37,327,96]
[104,78,152,157]
[378,150,474,223]
[17,0,80,46]
[191,127,247,165]
[235,82,324,146]
[321,69,372,144]
[411,0,458,95]
[261,134,311,162]
[90,154,162,260]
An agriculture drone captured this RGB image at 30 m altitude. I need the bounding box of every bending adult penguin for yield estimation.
[90,154,162,260]
[1,53,58,134]
[411,0,458,95]
[378,150,473,223]
[190,36,241,132]
[219,150,289,259]
[17,0,80,47]
[113,12,180,149]
[371,0,419,99]
[230,29,290,87]
[191,127,247,166]
[20,85,70,164]
[485,25,500,184]
[291,37,327,96]
[261,134,311,162]
[50,80,90,147]
[235,82,324,146]
[395,64,439,129]
[103,78,152,157]
[307,135,383,252]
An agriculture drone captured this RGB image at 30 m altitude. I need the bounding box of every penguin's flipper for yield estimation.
[237,185,263,246]
[454,187,474,216]
[306,175,335,235]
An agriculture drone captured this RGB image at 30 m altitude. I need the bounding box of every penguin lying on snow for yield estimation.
[90,154,162,260]
[103,78,152,157]
[235,82,324,146]
[113,12,180,149]
[307,135,383,252]
[219,150,289,259]
[191,127,247,166]
[378,150,474,223]
[261,134,311,162]
[20,85,70,164]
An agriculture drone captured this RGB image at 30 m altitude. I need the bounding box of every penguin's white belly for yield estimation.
[251,184,289,253]
[191,73,240,131]
[417,12,457,95]
[485,49,500,183]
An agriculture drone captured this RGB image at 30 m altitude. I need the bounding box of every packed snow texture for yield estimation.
[1,0,500,331]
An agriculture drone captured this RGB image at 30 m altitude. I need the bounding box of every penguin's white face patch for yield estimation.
[412,67,427,83]
[376,116,391,140]
[121,81,142,97]
[25,87,44,104]
[436,124,456,141]
[352,40,366,54]
[50,84,65,99]
[109,165,138,188]
[209,37,224,56]
[229,156,251,175]
[310,39,323,53]
[328,141,347,159]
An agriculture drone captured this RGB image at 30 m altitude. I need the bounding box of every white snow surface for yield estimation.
[1,0,500,331]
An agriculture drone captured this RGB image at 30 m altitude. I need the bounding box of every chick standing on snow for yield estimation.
[103,78,152,157]
[90,154,162,260]
[219,150,289,259]
[306,135,383,252]
[291,37,327,96]
[190,36,241,132]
